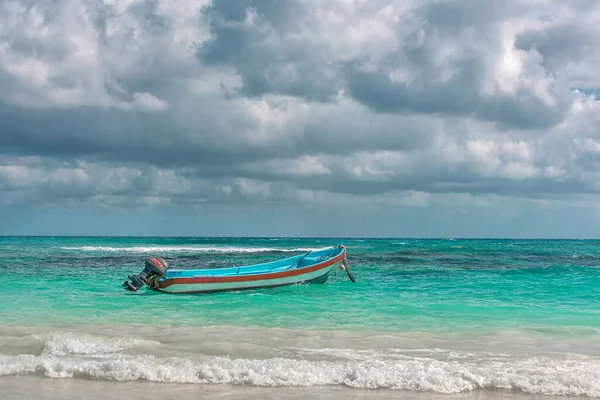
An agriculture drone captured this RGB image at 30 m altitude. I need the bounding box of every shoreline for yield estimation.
[0,376,583,400]
[1,323,599,397]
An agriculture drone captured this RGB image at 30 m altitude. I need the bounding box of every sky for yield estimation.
[1,0,600,238]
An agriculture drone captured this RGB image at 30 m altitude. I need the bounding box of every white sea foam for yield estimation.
[1,333,599,396]
[40,332,160,356]
[60,246,330,254]
[1,352,599,396]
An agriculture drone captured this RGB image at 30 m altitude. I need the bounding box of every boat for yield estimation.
[122,245,354,294]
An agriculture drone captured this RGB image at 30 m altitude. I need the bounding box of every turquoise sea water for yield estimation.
[1,237,600,397]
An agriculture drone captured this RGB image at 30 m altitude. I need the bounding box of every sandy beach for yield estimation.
[0,376,587,400]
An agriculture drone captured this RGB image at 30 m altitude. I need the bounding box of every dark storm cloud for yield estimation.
[0,0,599,217]
[344,62,481,116]
[0,100,428,171]
[197,0,573,129]
[232,157,593,200]
[515,23,600,91]
[199,0,340,101]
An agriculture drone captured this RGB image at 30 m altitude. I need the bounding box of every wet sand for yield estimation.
[0,376,584,400]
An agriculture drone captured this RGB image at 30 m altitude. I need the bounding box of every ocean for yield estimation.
[0,236,599,399]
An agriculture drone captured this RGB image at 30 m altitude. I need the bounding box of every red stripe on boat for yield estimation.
[159,249,345,288]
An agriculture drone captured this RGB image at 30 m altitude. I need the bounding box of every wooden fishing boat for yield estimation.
[122,245,354,294]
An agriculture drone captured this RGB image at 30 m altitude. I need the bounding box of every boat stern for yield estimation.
[123,256,169,292]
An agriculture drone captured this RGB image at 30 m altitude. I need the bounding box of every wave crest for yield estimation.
[1,352,599,396]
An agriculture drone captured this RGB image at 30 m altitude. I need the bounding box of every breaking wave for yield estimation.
[1,332,599,396]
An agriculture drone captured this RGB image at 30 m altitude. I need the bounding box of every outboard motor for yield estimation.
[123,256,169,292]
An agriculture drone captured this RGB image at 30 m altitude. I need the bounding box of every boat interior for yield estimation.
[164,246,344,278]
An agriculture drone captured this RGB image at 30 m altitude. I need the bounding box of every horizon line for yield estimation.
[1,235,599,240]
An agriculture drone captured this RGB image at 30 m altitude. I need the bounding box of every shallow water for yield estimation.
[1,237,599,397]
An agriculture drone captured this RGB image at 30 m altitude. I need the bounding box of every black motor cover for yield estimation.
[123,256,169,292]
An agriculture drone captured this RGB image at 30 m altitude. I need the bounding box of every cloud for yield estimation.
[1,0,600,236]
[198,0,576,128]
